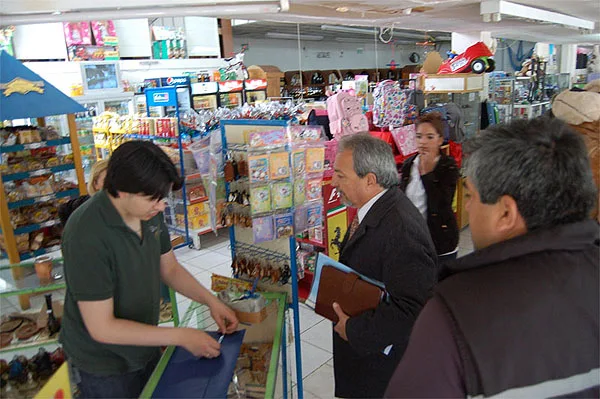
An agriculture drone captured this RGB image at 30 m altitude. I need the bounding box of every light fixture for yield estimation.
[336,7,349,13]
[266,32,324,41]
[321,25,377,35]
[1,2,285,25]
[480,0,595,30]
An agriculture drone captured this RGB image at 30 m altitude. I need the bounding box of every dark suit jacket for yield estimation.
[400,153,459,255]
[333,187,438,398]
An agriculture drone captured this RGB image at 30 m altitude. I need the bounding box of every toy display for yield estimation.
[0,347,65,397]
[437,42,495,75]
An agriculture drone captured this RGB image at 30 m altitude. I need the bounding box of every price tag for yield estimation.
[25,142,45,150]
[30,169,51,177]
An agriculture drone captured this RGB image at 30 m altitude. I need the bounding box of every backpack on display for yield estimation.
[326,92,369,138]
[372,80,409,128]
[390,124,418,156]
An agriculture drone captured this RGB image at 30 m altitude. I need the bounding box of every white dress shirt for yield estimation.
[358,189,389,224]
[405,155,428,219]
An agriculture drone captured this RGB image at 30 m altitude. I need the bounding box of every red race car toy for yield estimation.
[437,41,495,74]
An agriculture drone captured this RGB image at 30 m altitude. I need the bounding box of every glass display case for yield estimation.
[489,76,553,122]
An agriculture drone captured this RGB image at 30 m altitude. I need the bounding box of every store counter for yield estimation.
[140,291,287,398]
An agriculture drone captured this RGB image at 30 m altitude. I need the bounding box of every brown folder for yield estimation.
[314,265,383,323]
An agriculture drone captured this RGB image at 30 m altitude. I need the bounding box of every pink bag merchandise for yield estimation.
[63,22,92,46]
[372,80,409,128]
[91,21,117,46]
[326,92,369,138]
[390,124,418,156]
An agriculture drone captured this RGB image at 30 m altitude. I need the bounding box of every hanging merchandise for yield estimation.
[326,92,369,138]
[390,124,418,157]
[372,80,410,128]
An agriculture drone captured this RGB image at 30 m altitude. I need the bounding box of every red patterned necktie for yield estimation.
[348,215,360,239]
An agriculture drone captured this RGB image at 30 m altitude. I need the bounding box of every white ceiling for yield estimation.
[1,0,599,44]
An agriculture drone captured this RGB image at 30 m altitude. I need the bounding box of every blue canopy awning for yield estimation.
[0,50,86,120]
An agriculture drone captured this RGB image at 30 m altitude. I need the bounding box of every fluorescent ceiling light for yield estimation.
[321,25,377,35]
[480,0,595,30]
[232,19,257,26]
[266,32,324,41]
[1,2,283,24]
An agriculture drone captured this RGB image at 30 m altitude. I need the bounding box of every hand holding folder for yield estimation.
[315,265,384,322]
[307,253,386,323]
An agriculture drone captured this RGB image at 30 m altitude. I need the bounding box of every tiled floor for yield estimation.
[173,226,475,398]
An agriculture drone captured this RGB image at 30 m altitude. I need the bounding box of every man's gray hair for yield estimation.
[338,134,399,189]
[463,117,597,231]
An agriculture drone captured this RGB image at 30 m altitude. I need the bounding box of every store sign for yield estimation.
[161,76,190,87]
[218,80,244,92]
[1,77,44,96]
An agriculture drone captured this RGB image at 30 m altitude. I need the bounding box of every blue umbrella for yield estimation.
[0,50,86,120]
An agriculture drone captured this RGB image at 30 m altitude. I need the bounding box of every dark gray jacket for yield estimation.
[386,220,600,398]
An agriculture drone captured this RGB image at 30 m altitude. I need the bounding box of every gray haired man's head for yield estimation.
[338,134,399,189]
[463,117,597,231]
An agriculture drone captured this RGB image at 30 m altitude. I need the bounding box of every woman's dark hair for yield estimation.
[416,112,444,138]
[104,141,183,199]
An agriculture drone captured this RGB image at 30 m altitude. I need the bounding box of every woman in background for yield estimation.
[400,113,460,263]
[59,160,109,225]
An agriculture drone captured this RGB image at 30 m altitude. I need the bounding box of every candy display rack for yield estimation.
[0,50,87,310]
[220,119,328,399]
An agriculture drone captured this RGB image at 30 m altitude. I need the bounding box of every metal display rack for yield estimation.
[144,86,192,250]
[220,119,305,399]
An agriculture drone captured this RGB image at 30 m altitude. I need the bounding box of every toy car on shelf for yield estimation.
[438,41,495,74]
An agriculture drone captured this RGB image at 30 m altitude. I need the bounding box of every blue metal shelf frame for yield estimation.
[220,119,304,399]
[0,137,71,154]
[7,188,79,210]
[145,87,191,251]
[2,163,75,182]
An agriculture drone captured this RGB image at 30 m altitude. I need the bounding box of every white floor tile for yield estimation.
[194,271,214,291]
[303,363,335,399]
[214,246,233,257]
[301,320,333,354]
[296,304,326,334]
[288,341,332,380]
[204,261,233,278]
[176,248,211,262]
[187,251,231,271]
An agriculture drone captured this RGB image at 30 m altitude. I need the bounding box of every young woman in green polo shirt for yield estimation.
[60,141,239,398]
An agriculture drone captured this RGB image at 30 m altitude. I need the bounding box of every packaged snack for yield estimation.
[306,202,323,228]
[294,179,306,206]
[271,181,293,210]
[269,152,290,180]
[30,232,45,251]
[248,154,269,183]
[291,149,306,176]
[15,234,29,253]
[306,147,325,174]
[253,215,274,244]
[306,178,322,202]
[248,129,287,148]
[274,213,294,239]
[45,157,60,167]
[250,185,271,215]
[63,22,92,46]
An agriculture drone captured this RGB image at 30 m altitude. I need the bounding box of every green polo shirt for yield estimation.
[59,190,171,376]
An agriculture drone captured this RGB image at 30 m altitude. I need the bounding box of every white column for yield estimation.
[559,44,577,82]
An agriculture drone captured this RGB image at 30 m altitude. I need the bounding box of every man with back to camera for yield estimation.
[328,134,438,398]
[385,118,599,398]
[60,141,239,398]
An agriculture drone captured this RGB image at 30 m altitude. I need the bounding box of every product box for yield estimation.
[188,214,211,230]
[187,202,210,217]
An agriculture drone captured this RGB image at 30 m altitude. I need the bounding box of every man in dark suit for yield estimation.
[329,134,438,398]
